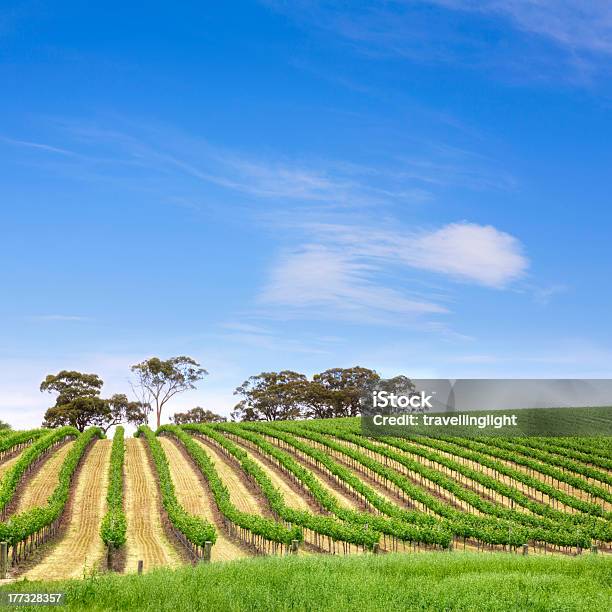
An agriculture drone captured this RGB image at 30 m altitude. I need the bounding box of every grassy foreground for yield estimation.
[2,552,611,611]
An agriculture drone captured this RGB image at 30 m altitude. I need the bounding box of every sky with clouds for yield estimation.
[1,1,611,429]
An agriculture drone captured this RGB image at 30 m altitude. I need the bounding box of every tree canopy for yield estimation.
[130,356,207,428]
[305,367,380,419]
[41,371,148,432]
[232,371,308,421]
[172,407,226,424]
[231,367,382,421]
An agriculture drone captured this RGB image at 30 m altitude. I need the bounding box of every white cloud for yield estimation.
[408,222,527,287]
[260,244,447,321]
[258,220,528,323]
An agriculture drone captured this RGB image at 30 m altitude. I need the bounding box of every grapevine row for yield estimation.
[0,427,79,517]
[393,434,610,517]
[137,426,216,557]
[499,437,612,476]
[441,436,612,504]
[0,430,45,461]
[0,427,102,566]
[229,422,453,548]
[161,424,301,553]
[187,424,380,551]
[324,422,612,536]
[100,426,127,549]
[282,422,594,548]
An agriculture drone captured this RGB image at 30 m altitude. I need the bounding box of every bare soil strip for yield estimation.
[123,438,182,573]
[13,443,74,513]
[23,440,112,581]
[193,437,269,516]
[159,437,247,562]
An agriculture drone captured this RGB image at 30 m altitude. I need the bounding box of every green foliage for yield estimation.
[0,428,102,546]
[0,429,45,453]
[306,367,381,418]
[161,425,300,546]
[431,435,612,505]
[40,371,104,404]
[0,427,79,513]
[3,554,611,612]
[231,367,382,421]
[486,437,612,484]
[137,426,216,546]
[41,370,146,432]
[172,407,226,424]
[232,422,452,547]
[189,423,379,549]
[231,371,309,422]
[274,421,594,548]
[100,427,127,548]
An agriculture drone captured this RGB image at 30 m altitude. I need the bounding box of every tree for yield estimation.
[105,394,149,432]
[43,396,108,432]
[40,371,103,404]
[0,420,11,431]
[232,371,308,421]
[41,371,149,432]
[130,356,207,428]
[172,407,226,424]
[305,367,380,418]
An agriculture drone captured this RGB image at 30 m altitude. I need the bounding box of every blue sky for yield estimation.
[1,1,611,429]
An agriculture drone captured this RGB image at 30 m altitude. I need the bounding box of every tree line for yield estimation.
[231,367,380,421]
[37,356,382,431]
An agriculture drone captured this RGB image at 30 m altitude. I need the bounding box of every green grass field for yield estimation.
[2,552,611,611]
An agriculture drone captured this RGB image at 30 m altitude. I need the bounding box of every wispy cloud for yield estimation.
[431,1,612,55]
[0,136,77,157]
[263,1,612,82]
[1,118,513,214]
[259,244,449,323]
[258,219,528,324]
[29,314,91,322]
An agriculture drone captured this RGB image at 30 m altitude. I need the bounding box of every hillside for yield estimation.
[0,417,611,585]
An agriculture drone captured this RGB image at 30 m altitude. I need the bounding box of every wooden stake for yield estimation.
[0,542,7,579]
[137,560,144,574]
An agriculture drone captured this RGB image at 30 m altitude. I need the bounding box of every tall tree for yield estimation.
[41,371,148,432]
[40,371,103,404]
[172,407,226,424]
[0,420,11,431]
[305,367,380,418]
[232,371,308,421]
[43,396,108,432]
[130,356,207,428]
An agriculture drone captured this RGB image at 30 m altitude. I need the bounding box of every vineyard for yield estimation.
[0,417,611,582]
